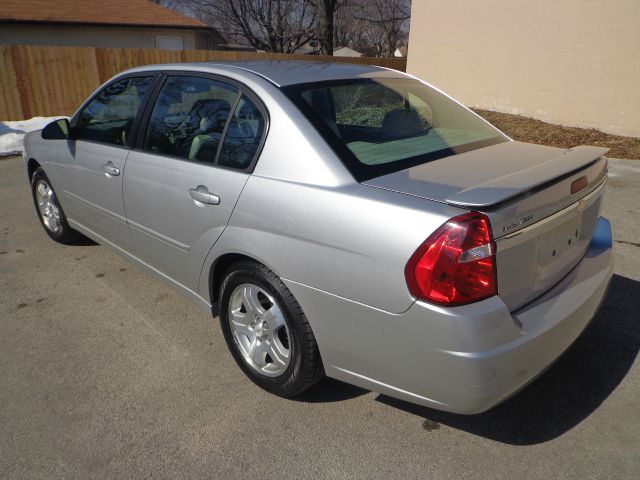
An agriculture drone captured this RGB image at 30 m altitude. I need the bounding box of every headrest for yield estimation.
[225,118,254,139]
[189,99,230,130]
[381,108,424,139]
[199,115,216,132]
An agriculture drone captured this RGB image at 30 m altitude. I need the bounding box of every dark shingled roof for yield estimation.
[0,0,210,29]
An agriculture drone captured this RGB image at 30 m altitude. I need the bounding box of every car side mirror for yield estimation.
[41,118,73,140]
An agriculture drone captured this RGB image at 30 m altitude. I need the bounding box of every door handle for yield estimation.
[188,185,220,205]
[102,162,120,176]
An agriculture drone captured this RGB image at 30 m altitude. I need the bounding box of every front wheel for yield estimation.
[31,168,79,244]
[218,261,324,397]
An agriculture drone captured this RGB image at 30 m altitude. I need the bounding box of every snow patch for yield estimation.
[0,117,64,157]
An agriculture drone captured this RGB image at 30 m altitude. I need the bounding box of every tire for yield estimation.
[219,261,324,397]
[31,168,80,244]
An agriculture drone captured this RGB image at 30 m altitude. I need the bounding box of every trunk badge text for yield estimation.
[501,214,534,233]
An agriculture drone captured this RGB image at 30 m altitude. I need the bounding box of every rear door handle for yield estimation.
[189,185,220,205]
[102,162,120,176]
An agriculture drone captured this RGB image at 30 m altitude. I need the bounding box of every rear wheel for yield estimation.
[31,168,79,244]
[219,261,324,397]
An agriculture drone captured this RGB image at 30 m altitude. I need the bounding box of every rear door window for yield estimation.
[217,95,266,170]
[144,76,239,163]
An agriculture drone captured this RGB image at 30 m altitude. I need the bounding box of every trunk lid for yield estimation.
[363,141,609,311]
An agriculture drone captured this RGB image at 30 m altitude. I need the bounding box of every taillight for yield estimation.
[405,212,497,306]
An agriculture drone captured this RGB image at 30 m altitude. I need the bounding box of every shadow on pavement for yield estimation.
[72,235,98,246]
[294,377,368,403]
[376,273,640,445]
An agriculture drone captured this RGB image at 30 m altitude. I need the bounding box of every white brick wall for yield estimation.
[407,0,640,137]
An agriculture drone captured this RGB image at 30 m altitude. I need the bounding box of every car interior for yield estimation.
[143,78,264,168]
[76,77,152,146]
[297,81,506,167]
[301,85,445,165]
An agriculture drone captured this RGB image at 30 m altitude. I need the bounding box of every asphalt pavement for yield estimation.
[1,155,638,479]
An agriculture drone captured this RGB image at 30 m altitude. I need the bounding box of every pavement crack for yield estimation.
[615,240,640,248]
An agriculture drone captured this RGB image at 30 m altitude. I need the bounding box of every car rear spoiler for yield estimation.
[444,146,609,208]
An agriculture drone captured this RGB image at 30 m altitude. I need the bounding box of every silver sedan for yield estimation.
[23,62,613,413]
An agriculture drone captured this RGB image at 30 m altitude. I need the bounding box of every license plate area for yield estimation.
[535,204,599,283]
[538,211,583,266]
[494,181,604,312]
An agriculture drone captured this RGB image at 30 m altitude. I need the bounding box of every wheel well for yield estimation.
[27,158,41,180]
[209,253,260,309]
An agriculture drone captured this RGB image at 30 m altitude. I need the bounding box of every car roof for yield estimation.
[122,60,407,87]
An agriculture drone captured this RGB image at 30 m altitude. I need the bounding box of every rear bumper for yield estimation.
[285,217,614,414]
[434,219,613,413]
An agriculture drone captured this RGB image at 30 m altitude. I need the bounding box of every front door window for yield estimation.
[76,76,154,147]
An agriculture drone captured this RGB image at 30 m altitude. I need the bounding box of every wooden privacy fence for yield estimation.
[0,45,406,121]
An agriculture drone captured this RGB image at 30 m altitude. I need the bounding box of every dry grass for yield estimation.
[473,109,640,160]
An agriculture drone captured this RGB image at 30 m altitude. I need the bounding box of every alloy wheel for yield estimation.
[35,180,62,233]
[228,283,291,377]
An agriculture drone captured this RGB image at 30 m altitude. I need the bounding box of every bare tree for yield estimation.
[353,0,410,57]
[183,0,318,53]
[332,1,365,50]
[159,0,411,57]
[314,0,354,55]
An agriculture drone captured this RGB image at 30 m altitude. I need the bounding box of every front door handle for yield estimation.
[189,185,220,205]
[102,162,120,176]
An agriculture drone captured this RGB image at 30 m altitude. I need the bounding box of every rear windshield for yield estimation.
[282,78,508,181]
